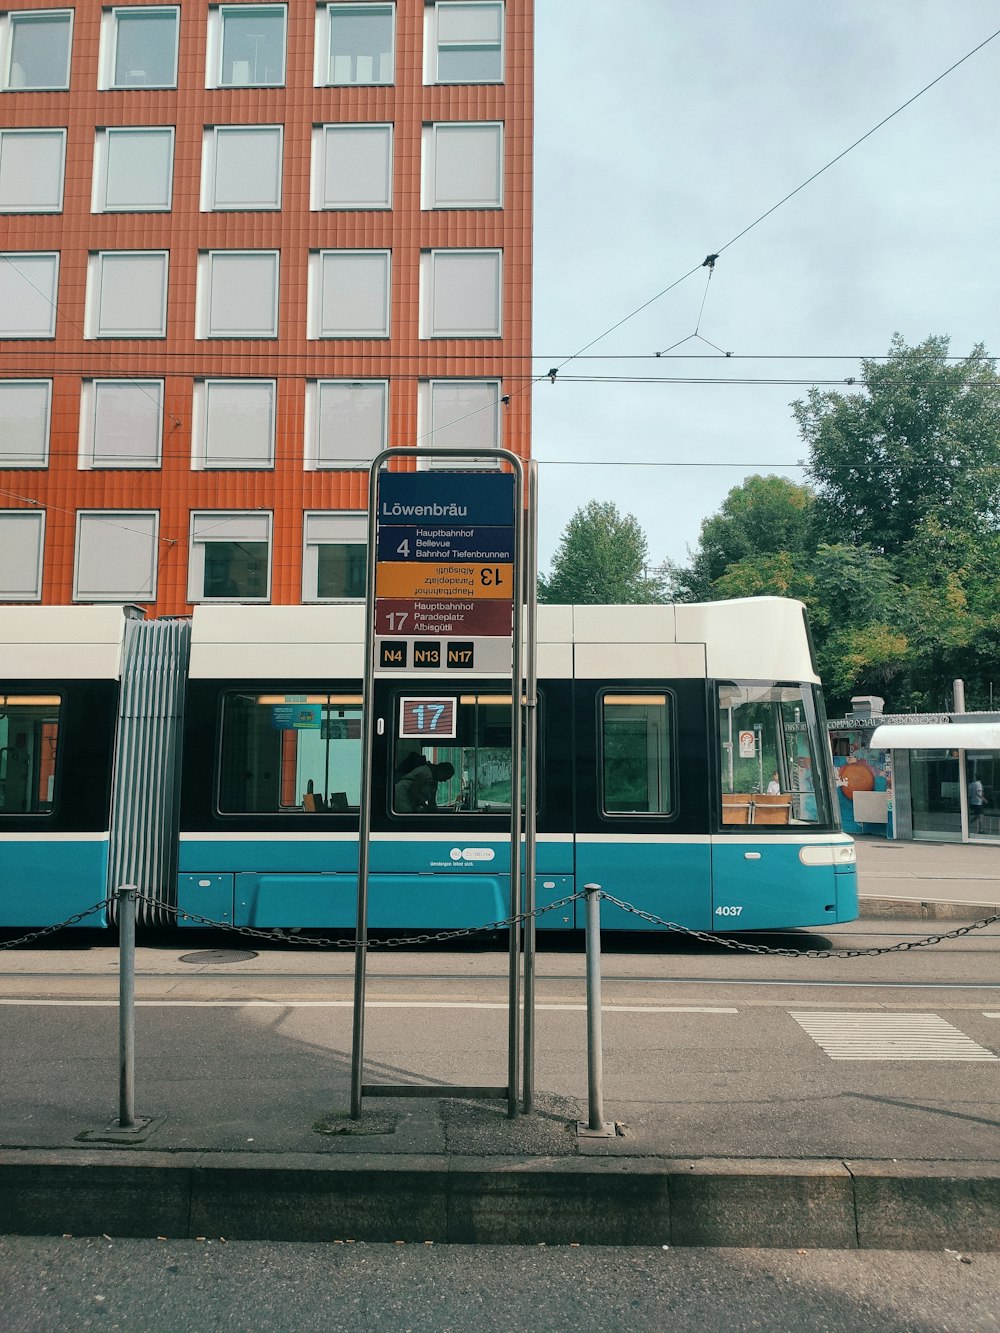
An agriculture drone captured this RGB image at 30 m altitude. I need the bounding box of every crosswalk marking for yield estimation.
[790,1011,998,1061]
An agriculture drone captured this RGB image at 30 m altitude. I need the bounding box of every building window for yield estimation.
[93,127,174,212]
[0,253,58,338]
[318,3,394,85]
[208,4,286,87]
[308,250,390,339]
[79,380,163,469]
[305,380,387,469]
[86,252,168,339]
[420,249,501,337]
[99,6,179,89]
[312,124,392,210]
[303,513,367,601]
[2,9,73,91]
[419,379,501,464]
[189,511,272,602]
[0,510,45,599]
[0,129,66,212]
[0,380,51,467]
[193,380,276,469]
[74,511,158,602]
[426,2,502,84]
[197,251,279,339]
[422,122,501,209]
[203,126,282,210]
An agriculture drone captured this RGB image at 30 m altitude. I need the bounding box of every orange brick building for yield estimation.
[0,0,532,614]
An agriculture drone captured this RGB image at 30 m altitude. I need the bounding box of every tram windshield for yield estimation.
[217,692,362,813]
[717,682,835,828]
[0,694,60,816]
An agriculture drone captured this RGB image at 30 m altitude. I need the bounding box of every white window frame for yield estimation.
[0,379,51,467]
[316,2,395,86]
[73,510,159,603]
[98,6,180,90]
[311,123,392,210]
[93,126,175,212]
[304,379,388,470]
[1,9,73,91]
[418,378,501,466]
[196,250,280,339]
[0,510,45,601]
[302,511,368,602]
[85,251,169,339]
[424,1,503,84]
[0,128,66,213]
[0,252,59,339]
[308,249,390,339]
[192,379,276,470]
[202,125,283,211]
[207,3,287,88]
[79,379,164,470]
[188,510,273,603]
[420,248,501,338]
[421,121,502,209]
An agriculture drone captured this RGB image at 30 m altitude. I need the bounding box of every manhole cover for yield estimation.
[179,949,258,965]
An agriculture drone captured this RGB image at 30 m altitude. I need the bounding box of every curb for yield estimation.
[3,1151,1000,1250]
[860,896,1000,922]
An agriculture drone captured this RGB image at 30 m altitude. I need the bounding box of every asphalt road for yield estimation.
[2,1236,999,1333]
[2,914,1000,1161]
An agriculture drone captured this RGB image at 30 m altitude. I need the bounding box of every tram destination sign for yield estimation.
[374,470,516,674]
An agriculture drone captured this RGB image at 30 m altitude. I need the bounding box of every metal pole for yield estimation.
[350,459,384,1120]
[522,460,539,1113]
[507,455,526,1119]
[578,883,614,1137]
[117,884,137,1130]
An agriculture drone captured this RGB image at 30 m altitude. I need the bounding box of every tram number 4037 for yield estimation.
[714,905,744,917]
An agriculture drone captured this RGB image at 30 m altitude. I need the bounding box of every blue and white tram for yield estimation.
[0,607,126,927]
[174,598,857,933]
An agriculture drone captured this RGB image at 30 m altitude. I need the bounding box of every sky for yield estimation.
[530,1,1000,577]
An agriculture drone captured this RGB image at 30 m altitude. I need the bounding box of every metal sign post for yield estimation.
[350,448,535,1120]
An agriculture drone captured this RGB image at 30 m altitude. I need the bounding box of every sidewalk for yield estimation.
[2,840,1000,1250]
[856,835,1000,916]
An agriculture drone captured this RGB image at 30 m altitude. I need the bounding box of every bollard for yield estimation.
[118,884,137,1129]
[577,883,615,1139]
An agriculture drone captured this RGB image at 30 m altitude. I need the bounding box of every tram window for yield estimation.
[717,681,832,827]
[0,693,60,816]
[392,692,529,815]
[600,693,673,816]
[217,691,362,814]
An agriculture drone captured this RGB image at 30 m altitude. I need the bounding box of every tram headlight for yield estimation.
[799,844,857,867]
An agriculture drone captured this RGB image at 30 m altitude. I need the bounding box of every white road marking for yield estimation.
[0,999,737,1013]
[790,1011,998,1061]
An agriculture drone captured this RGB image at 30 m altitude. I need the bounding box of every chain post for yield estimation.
[117,884,138,1129]
[578,884,614,1139]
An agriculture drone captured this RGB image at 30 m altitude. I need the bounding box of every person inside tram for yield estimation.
[968,775,986,831]
[394,760,455,813]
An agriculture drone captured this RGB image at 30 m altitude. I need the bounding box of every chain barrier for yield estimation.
[2,888,1000,959]
[597,892,1000,959]
[0,897,112,950]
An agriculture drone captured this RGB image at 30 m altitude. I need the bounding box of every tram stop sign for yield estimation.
[374,471,516,674]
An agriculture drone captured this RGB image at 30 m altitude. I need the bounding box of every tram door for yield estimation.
[572,681,714,932]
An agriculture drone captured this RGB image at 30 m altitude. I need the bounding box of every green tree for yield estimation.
[539,501,668,604]
[677,475,816,601]
[794,335,1000,556]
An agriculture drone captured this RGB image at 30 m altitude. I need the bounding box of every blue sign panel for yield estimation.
[271,704,321,730]
[376,524,516,563]
[378,473,515,529]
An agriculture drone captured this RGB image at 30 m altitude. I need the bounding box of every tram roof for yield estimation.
[185,598,817,683]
